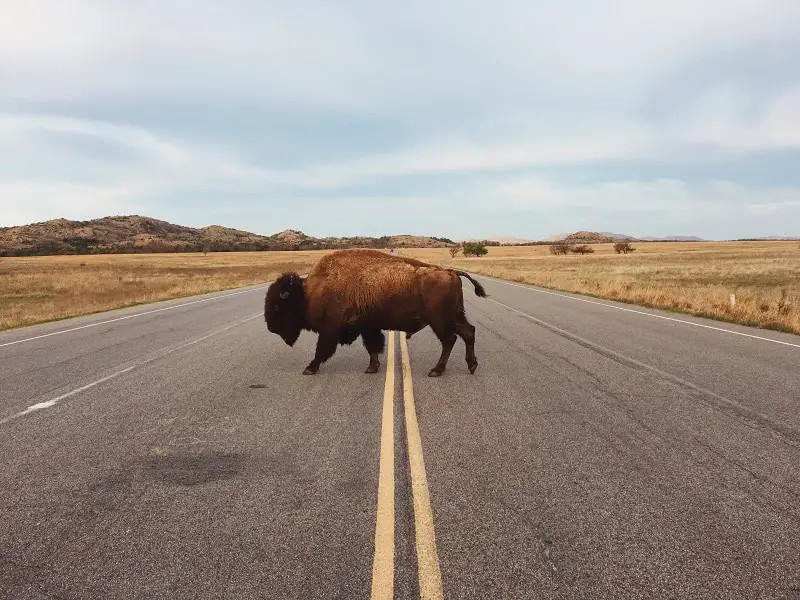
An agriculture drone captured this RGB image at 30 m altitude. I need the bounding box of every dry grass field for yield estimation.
[0,251,327,331]
[405,241,800,334]
[2,242,798,335]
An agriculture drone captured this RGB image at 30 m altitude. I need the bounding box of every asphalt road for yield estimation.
[1,276,798,599]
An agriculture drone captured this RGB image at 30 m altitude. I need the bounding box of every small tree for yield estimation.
[463,241,488,257]
[549,241,571,255]
[570,244,595,254]
[614,241,635,254]
[449,244,463,258]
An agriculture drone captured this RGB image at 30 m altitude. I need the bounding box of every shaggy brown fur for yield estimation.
[264,248,486,376]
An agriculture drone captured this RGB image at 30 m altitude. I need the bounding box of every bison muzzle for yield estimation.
[264,249,487,377]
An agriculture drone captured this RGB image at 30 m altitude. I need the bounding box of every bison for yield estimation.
[264,248,487,377]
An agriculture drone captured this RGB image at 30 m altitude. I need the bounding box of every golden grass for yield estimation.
[403,242,800,335]
[0,251,328,331]
[2,242,798,335]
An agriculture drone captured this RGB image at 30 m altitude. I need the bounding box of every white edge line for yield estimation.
[0,285,269,349]
[475,274,800,350]
[0,313,261,425]
[484,297,791,429]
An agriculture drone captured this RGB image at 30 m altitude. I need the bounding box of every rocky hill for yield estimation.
[459,235,537,245]
[562,231,618,244]
[639,235,707,242]
[543,231,636,244]
[537,231,636,244]
[542,232,708,244]
[0,216,455,256]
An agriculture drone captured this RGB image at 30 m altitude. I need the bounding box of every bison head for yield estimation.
[264,272,306,346]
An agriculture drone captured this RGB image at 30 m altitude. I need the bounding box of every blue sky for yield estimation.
[1,0,799,240]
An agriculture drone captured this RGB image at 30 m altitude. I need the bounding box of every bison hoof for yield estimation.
[468,362,478,374]
[365,364,379,374]
[302,367,318,375]
[428,369,443,377]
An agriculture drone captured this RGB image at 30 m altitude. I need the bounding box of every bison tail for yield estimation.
[451,270,488,298]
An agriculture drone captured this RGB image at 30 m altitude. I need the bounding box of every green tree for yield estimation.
[463,241,488,257]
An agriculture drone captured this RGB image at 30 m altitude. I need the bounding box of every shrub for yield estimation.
[449,245,463,258]
[614,241,635,254]
[549,241,571,255]
[463,241,488,257]
[571,244,595,254]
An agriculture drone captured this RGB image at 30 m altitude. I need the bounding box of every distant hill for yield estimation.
[733,236,800,241]
[0,216,455,256]
[558,231,620,244]
[458,235,537,245]
[639,236,707,242]
[539,232,708,244]
[540,231,636,244]
[599,231,638,241]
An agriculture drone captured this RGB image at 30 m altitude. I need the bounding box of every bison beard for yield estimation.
[263,249,487,377]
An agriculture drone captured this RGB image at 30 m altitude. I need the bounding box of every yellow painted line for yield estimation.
[400,332,444,600]
[371,330,396,600]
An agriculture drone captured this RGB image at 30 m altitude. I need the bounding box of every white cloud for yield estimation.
[1,1,799,237]
[0,113,185,166]
[673,86,800,154]
[0,1,377,111]
[298,87,800,182]
[0,181,143,226]
[1,0,798,111]
[454,176,800,221]
[300,125,654,182]
[0,112,293,193]
[1,105,799,231]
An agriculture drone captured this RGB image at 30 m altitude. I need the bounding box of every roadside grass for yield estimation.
[0,251,327,331]
[404,242,800,335]
[3,242,798,335]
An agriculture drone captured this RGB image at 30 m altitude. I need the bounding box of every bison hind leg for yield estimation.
[455,314,478,374]
[428,326,457,377]
[361,328,385,374]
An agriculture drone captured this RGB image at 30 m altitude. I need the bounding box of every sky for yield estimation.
[1,0,799,240]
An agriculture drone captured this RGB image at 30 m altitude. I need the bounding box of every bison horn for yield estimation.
[280,291,290,299]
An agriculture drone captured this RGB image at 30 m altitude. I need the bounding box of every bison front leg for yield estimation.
[361,328,385,374]
[428,328,457,377]
[303,333,338,375]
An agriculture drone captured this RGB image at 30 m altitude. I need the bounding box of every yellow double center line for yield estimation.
[371,331,396,599]
[371,331,444,600]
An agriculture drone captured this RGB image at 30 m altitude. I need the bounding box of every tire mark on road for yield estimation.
[487,297,800,449]
[0,313,261,425]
